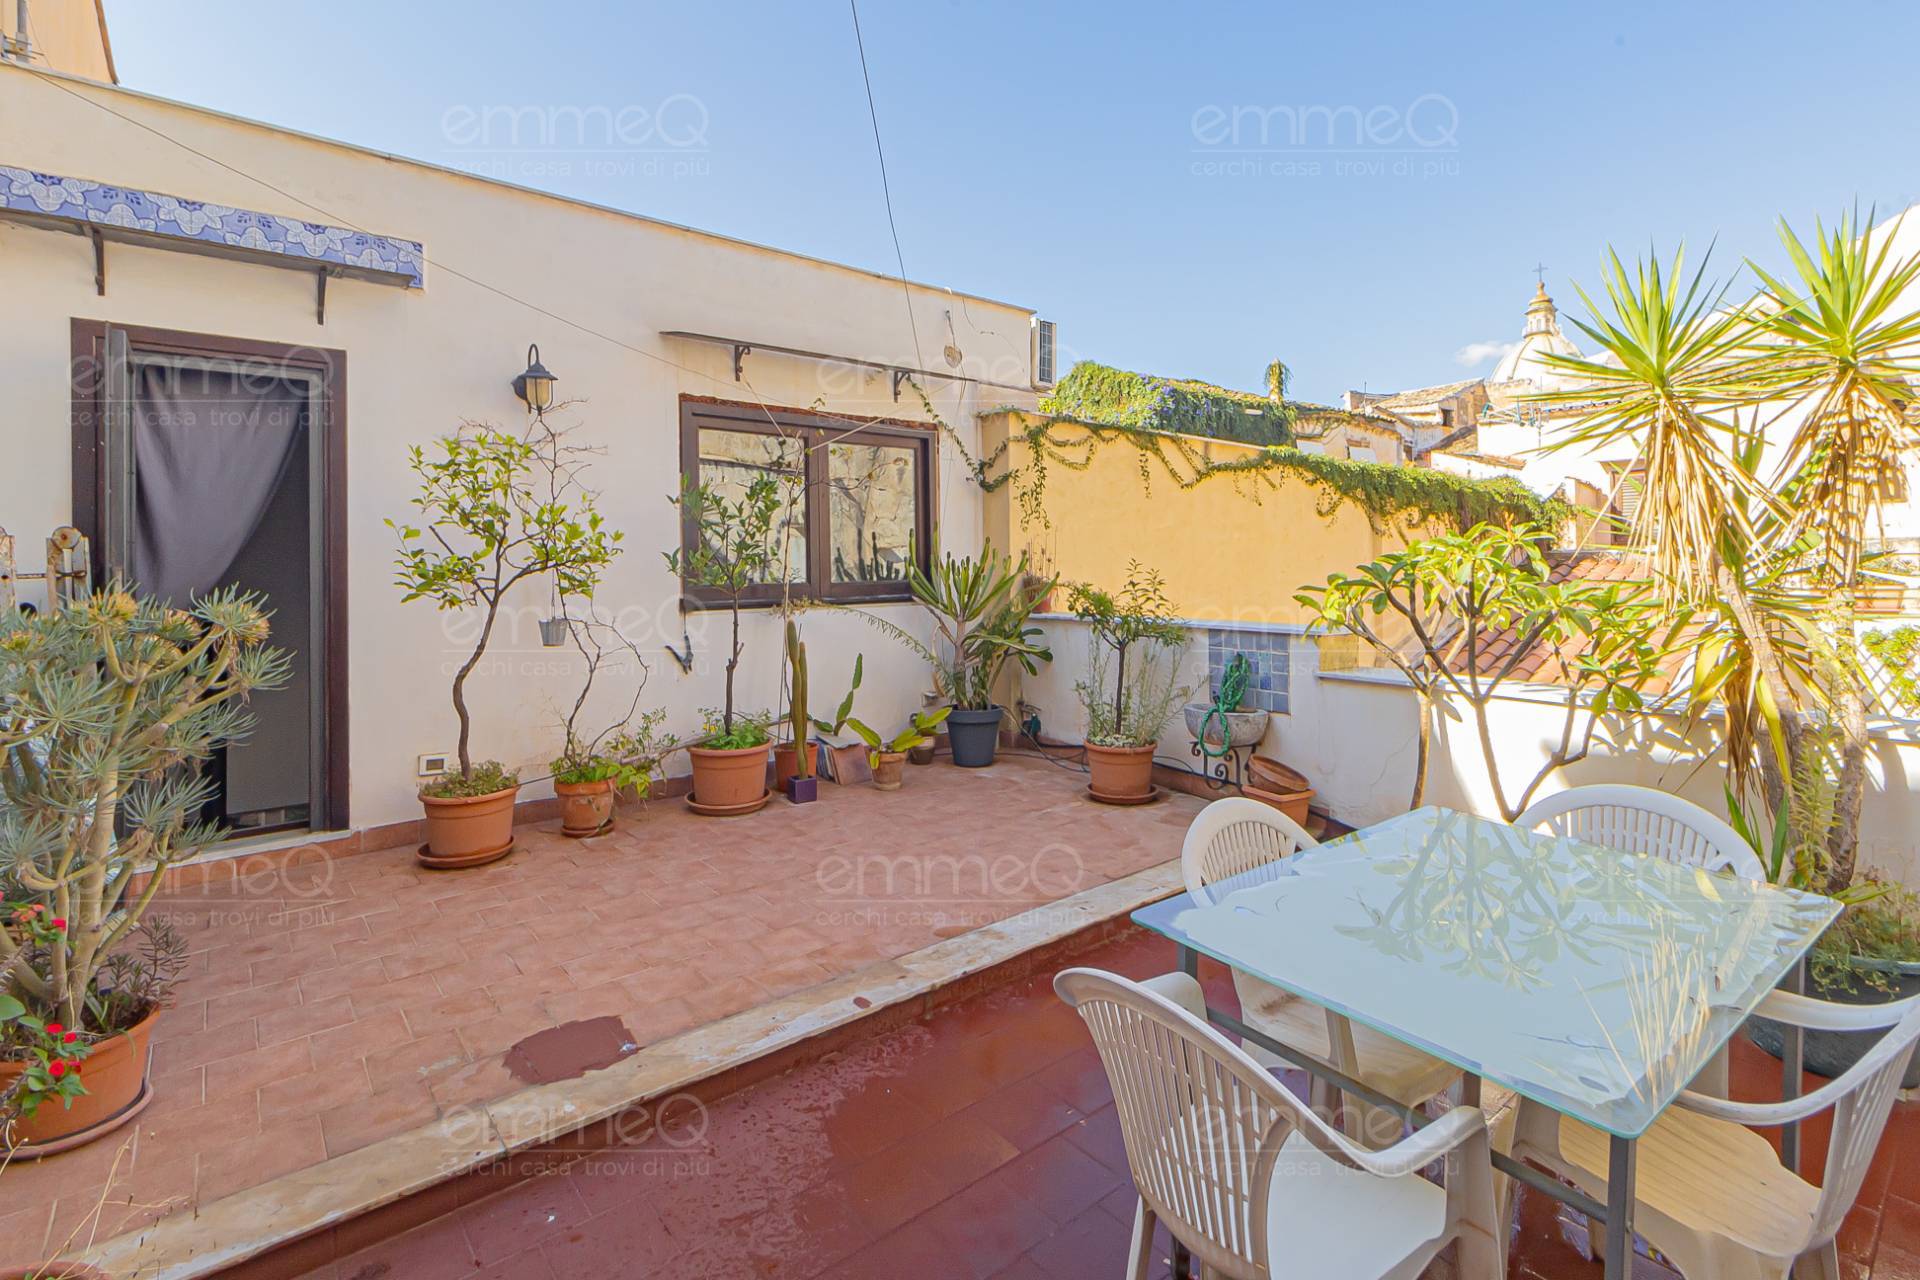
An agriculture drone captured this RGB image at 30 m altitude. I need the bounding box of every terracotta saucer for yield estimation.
[685,792,771,818]
[3,1079,154,1160]
[416,840,515,870]
[1086,784,1163,807]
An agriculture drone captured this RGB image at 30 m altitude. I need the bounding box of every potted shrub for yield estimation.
[1068,563,1191,804]
[392,421,620,866]
[0,588,280,1153]
[666,475,787,814]
[860,544,1054,768]
[1749,874,1920,1087]
[546,610,666,837]
[551,709,667,838]
[850,708,950,791]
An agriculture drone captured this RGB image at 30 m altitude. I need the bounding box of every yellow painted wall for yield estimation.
[3,0,113,81]
[980,411,1434,626]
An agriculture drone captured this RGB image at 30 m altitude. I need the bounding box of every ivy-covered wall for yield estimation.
[1039,360,1304,447]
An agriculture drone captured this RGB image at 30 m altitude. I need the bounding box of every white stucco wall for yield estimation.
[0,64,1040,831]
[1024,617,1920,887]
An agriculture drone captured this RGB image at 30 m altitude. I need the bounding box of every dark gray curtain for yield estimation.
[131,365,305,605]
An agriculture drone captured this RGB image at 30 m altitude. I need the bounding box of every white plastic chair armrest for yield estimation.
[1671,1073,1862,1127]
[1753,987,1920,1033]
[1336,1103,1488,1180]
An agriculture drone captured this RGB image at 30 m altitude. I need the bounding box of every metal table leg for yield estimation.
[1602,1136,1636,1280]
[1781,959,1805,1174]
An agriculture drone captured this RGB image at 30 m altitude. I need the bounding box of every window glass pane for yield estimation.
[695,427,806,583]
[828,440,918,584]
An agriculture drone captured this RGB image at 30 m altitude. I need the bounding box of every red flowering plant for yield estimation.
[0,589,283,1121]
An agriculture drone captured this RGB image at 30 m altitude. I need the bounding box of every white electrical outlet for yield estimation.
[417,752,450,777]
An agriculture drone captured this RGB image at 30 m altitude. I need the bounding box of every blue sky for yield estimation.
[104,0,1920,405]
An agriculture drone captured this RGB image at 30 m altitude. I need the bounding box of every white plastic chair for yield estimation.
[1182,798,1462,1142]
[1516,784,1766,882]
[1510,989,1920,1280]
[1055,967,1506,1280]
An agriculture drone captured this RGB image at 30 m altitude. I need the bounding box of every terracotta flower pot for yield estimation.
[1086,742,1156,803]
[871,751,907,791]
[773,741,823,792]
[419,784,519,864]
[687,743,770,814]
[1245,756,1315,827]
[553,777,616,837]
[0,1007,158,1153]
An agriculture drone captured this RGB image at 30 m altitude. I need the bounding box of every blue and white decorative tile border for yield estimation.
[1,165,424,288]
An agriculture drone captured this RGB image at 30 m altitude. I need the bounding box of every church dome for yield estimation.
[1491,282,1587,390]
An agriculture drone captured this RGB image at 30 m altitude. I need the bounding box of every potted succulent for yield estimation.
[392,420,620,866]
[0,588,277,1153]
[850,708,950,791]
[905,706,945,765]
[776,619,819,804]
[666,475,788,815]
[1069,563,1191,804]
[859,543,1054,768]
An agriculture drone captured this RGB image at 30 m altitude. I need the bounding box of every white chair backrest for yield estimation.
[1182,797,1318,906]
[1055,966,1355,1280]
[1516,784,1765,881]
[1805,994,1920,1244]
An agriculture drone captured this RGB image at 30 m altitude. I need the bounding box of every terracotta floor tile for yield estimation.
[318,1079,438,1158]
[258,1063,375,1123]
[842,1111,1023,1237]
[13,760,1206,1250]
[456,1176,590,1264]
[256,993,357,1048]
[197,1118,328,1201]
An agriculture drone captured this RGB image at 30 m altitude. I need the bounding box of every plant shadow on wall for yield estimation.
[1296,520,1674,818]
[1068,562,1192,804]
[390,413,621,865]
[1,589,287,1156]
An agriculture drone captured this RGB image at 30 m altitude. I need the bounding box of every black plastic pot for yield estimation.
[945,706,1004,768]
[1747,957,1920,1088]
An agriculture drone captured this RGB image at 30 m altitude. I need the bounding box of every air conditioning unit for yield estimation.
[1031,317,1058,390]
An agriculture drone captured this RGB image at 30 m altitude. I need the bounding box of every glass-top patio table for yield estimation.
[1133,806,1840,1280]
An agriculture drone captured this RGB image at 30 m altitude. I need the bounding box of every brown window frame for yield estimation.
[677,398,935,609]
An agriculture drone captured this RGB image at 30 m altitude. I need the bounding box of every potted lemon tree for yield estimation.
[1069,563,1190,804]
[666,475,786,814]
[392,421,620,866]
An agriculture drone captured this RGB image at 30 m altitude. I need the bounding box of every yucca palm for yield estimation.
[1539,213,1920,892]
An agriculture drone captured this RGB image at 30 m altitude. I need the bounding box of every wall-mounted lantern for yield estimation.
[511,343,557,416]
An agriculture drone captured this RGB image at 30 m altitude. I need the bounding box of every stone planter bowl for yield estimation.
[1184,702,1268,749]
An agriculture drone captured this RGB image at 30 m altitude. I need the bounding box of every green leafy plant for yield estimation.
[551,707,669,796]
[391,420,620,784]
[849,707,950,766]
[1068,563,1191,748]
[1864,625,1920,715]
[1297,522,1668,815]
[666,475,791,742]
[0,588,288,1042]
[809,655,865,740]
[1809,878,1920,993]
[854,543,1055,710]
[699,709,771,751]
[419,760,520,801]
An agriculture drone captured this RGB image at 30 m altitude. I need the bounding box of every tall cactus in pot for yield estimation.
[785,618,813,782]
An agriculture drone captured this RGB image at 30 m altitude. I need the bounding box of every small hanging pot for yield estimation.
[539,617,569,647]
